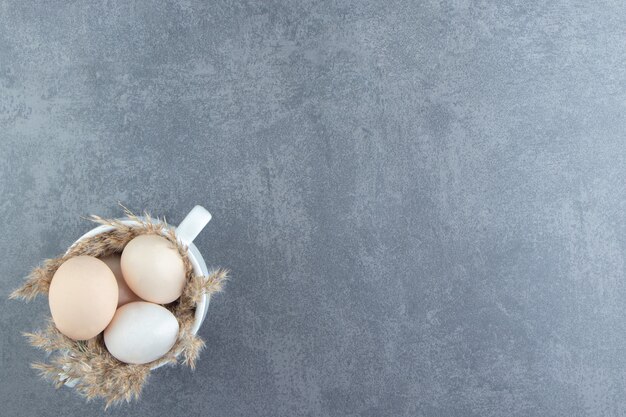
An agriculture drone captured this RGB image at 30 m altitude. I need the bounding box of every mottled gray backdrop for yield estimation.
[1,1,626,416]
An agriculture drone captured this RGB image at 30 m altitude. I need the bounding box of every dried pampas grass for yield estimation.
[10,207,229,407]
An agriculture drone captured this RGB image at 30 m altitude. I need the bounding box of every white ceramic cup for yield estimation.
[61,206,212,385]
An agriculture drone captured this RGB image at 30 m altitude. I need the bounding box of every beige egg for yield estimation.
[99,254,142,306]
[48,256,118,340]
[121,234,186,304]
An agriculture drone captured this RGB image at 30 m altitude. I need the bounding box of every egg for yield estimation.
[48,256,118,340]
[99,254,141,306]
[121,234,186,304]
[104,301,179,364]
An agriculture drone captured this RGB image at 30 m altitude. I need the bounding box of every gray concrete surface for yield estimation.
[1,1,626,416]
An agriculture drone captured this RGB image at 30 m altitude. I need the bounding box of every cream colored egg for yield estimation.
[99,254,142,306]
[121,234,186,304]
[104,301,179,364]
[48,256,118,340]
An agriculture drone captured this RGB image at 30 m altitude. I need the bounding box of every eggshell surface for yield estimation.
[48,256,118,340]
[104,301,180,364]
[99,254,141,306]
[121,234,186,304]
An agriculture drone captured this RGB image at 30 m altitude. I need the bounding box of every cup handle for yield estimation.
[175,205,212,246]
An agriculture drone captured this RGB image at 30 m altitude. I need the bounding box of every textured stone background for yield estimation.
[1,1,626,416]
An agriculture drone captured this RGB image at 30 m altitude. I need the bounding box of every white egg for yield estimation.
[104,301,179,365]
